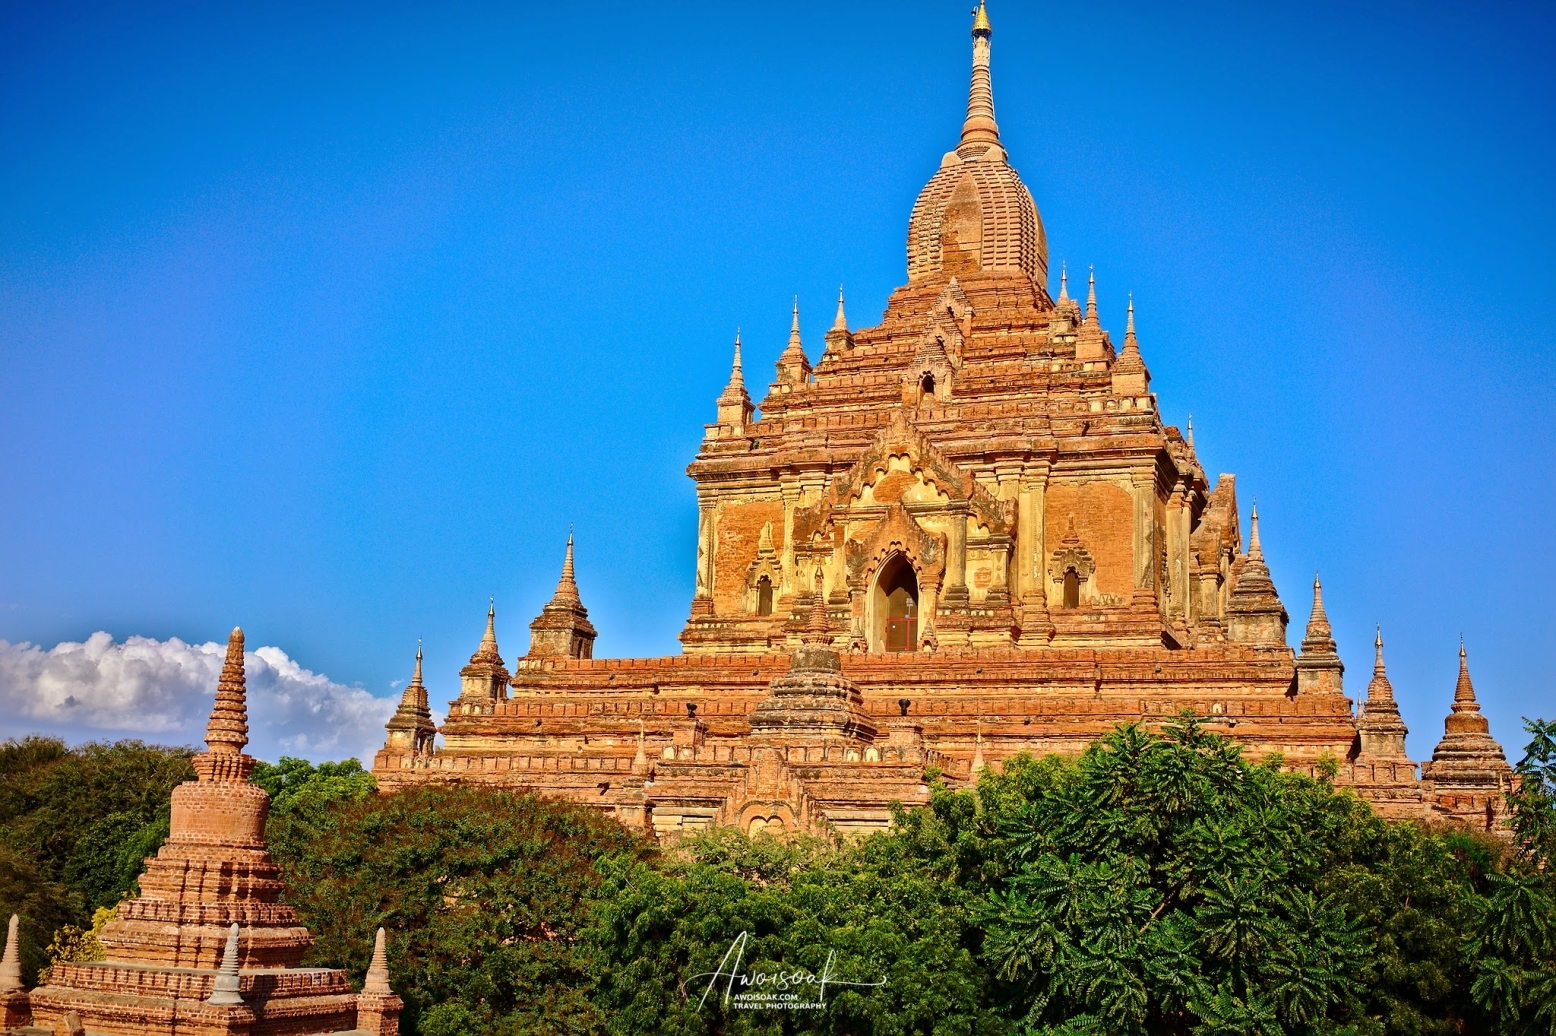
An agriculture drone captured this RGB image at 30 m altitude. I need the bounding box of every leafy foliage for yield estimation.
[1,720,1553,1036]
[583,828,1005,1035]
[0,736,193,983]
[40,905,116,982]
[958,718,1372,1034]
[1461,719,1556,1036]
[266,784,650,1036]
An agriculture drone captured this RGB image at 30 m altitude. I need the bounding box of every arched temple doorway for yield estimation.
[1062,567,1080,609]
[873,555,920,652]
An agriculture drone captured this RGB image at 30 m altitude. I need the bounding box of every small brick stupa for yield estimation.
[1422,642,1514,831]
[19,627,401,1036]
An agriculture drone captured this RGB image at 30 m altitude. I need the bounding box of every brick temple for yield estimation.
[372,2,1513,838]
[1,629,402,1036]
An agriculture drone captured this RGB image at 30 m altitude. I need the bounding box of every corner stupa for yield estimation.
[21,627,403,1036]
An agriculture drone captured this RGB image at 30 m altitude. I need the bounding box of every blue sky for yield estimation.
[1,0,1552,762]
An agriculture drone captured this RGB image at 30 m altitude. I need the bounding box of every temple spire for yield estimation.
[1058,262,1068,302]
[525,532,598,660]
[459,597,509,699]
[385,640,436,755]
[715,329,754,429]
[1296,573,1342,694]
[1225,503,1289,647]
[729,330,745,390]
[204,627,248,757]
[774,296,812,385]
[833,286,847,331]
[1357,625,1409,759]
[1187,414,1195,449]
[1085,267,1097,322]
[1455,639,1477,706]
[1305,574,1332,642]
[1112,291,1149,394]
[551,531,582,607]
[1426,639,1511,824]
[960,0,1000,152]
[355,926,404,1031]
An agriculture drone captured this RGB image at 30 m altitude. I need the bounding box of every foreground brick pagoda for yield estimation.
[373,2,1513,838]
[5,629,402,1036]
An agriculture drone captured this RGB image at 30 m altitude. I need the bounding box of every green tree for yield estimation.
[0,736,193,983]
[267,783,649,1036]
[1461,719,1556,1035]
[974,717,1374,1035]
[252,755,377,859]
[584,826,1007,1036]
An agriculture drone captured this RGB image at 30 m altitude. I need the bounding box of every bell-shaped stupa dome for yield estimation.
[906,1,1047,286]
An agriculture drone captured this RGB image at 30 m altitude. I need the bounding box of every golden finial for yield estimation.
[972,0,992,36]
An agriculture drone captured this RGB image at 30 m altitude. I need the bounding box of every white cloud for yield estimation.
[0,633,397,763]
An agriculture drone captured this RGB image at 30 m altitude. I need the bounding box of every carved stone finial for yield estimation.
[631,720,648,775]
[362,928,392,995]
[803,569,830,644]
[0,914,21,991]
[206,924,243,1006]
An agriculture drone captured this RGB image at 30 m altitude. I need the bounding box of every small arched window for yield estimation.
[920,373,936,397]
[1062,568,1080,609]
[756,576,773,616]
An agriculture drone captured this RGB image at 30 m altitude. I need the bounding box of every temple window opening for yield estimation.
[878,556,920,652]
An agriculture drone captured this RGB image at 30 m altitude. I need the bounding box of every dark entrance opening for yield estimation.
[1063,568,1080,609]
[756,576,773,616]
[879,556,920,652]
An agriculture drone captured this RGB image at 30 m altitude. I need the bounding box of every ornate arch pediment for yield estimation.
[821,410,1013,533]
[742,522,782,613]
[845,502,948,592]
